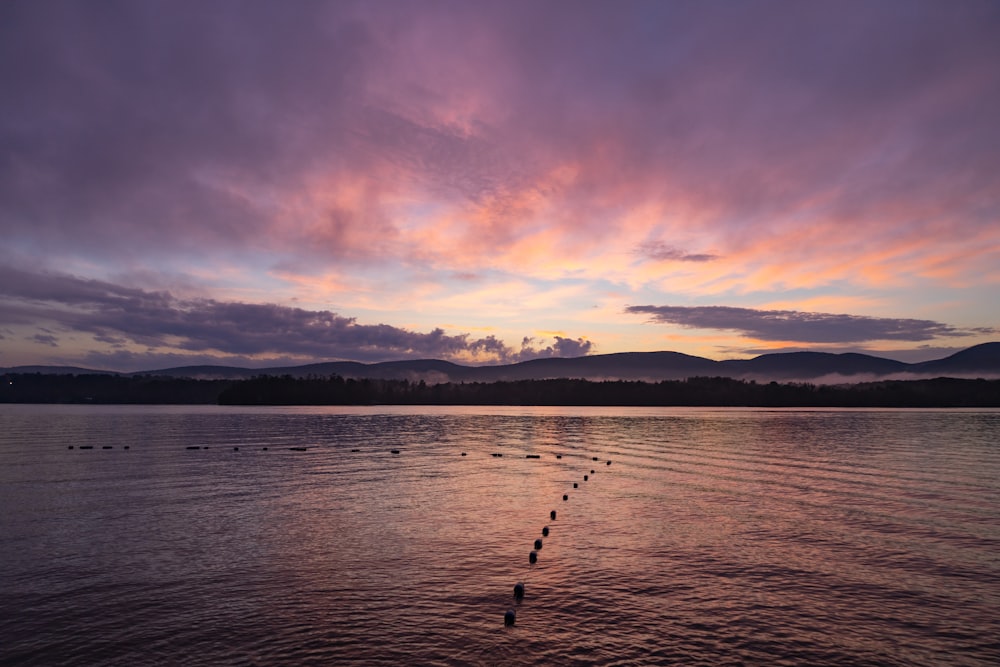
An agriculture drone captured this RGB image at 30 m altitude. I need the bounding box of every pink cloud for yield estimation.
[1,1,997,365]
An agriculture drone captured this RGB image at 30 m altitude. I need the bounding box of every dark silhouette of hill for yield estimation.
[909,342,1000,375]
[4,342,998,382]
[466,351,720,381]
[719,352,909,380]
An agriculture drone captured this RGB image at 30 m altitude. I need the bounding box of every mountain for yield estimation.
[4,343,999,383]
[462,351,721,382]
[909,342,1000,375]
[718,351,910,380]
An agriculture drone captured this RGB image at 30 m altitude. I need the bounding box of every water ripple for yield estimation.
[1,406,998,665]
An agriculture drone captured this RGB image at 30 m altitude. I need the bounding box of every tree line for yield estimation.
[4,372,1000,407]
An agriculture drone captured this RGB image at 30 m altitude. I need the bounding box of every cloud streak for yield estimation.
[637,241,719,263]
[626,305,994,344]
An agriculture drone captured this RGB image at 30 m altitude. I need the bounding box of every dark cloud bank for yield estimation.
[0,267,591,369]
[626,304,994,344]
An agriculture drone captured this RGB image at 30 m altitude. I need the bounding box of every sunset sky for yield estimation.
[2,0,998,371]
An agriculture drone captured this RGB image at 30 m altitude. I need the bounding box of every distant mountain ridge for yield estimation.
[4,342,999,383]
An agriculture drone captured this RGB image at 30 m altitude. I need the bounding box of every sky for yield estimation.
[1,0,998,371]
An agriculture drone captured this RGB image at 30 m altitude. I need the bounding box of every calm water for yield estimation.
[1,405,998,666]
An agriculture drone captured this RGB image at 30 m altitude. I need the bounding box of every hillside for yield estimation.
[4,342,998,383]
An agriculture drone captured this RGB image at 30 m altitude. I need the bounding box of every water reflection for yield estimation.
[0,406,998,666]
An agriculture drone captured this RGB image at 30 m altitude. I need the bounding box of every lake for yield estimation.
[1,405,998,665]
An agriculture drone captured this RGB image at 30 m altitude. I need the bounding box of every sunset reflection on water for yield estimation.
[1,406,998,665]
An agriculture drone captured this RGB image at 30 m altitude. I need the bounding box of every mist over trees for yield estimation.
[3,373,1000,407]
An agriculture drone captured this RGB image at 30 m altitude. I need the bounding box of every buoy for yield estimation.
[542,526,549,536]
[573,483,578,488]
[563,494,568,501]
[504,609,516,626]
[529,550,537,564]
[534,538,542,550]
[513,582,525,599]
[550,510,556,520]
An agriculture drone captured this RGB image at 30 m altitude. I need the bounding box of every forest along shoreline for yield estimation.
[3,372,1000,407]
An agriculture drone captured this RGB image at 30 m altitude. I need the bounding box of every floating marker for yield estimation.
[529,550,538,564]
[513,582,525,599]
[550,510,557,520]
[534,538,543,550]
[542,526,549,536]
[504,609,516,626]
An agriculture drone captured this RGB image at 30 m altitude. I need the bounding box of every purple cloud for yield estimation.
[0,266,591,366]
[2,0,997,270]
[31,332,59,347]
[626,304,994,344]
[637,241,718,263]
[518,335,594,360]
[1,1,997,369]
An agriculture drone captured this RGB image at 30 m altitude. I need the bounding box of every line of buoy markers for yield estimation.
[503,452,613,628]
